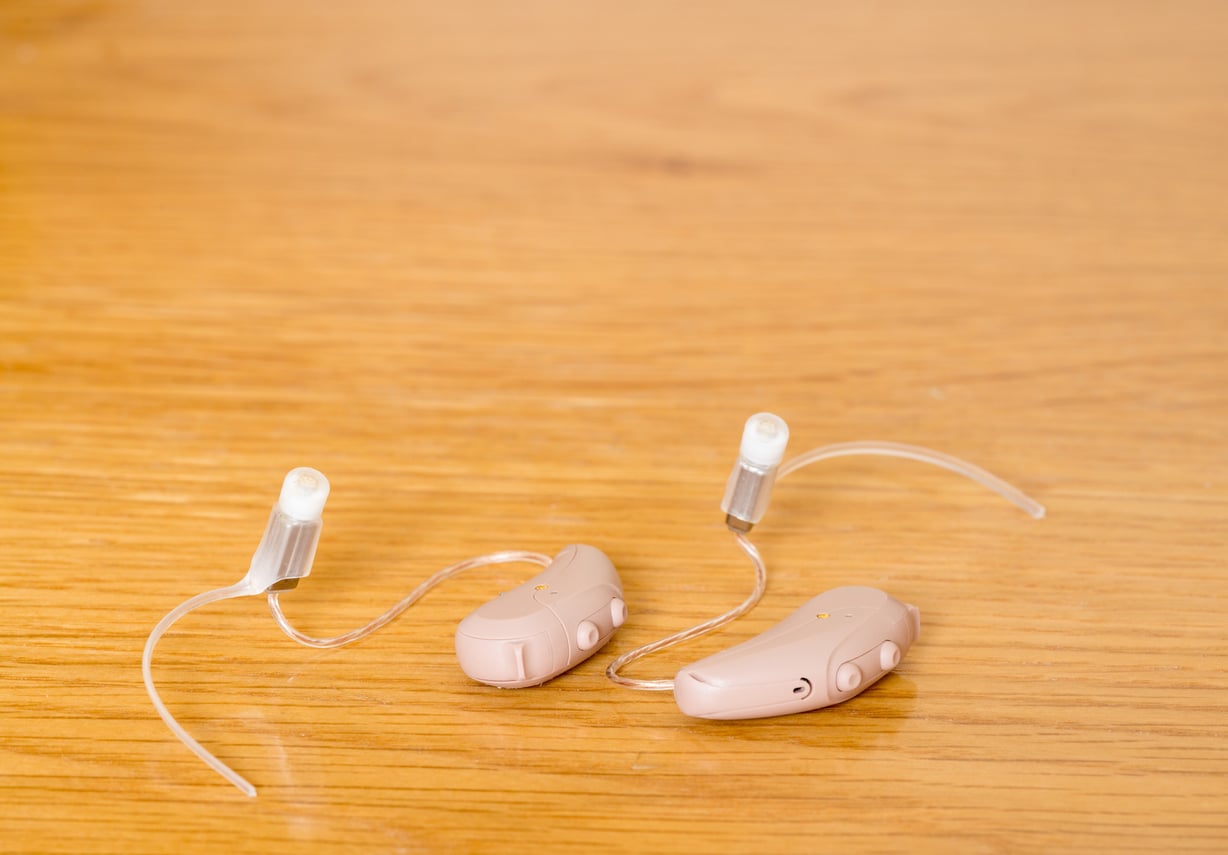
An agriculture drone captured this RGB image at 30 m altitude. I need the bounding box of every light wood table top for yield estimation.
[2,2,1225,852]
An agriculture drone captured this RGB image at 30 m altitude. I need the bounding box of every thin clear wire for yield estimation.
[142,580,260,797]
[605,533,766,691]
[268,550,553,648]
[605,441,1045,691]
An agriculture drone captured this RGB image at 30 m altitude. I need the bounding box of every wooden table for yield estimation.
[2,2,1225,852]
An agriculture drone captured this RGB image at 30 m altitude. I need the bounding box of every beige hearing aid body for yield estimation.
[673,586,920,719]
[456,545,627,688]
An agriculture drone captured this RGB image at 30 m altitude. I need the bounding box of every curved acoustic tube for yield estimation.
[142,581,261,797]
[777,440,1045,519]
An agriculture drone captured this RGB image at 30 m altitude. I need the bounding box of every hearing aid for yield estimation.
[455,544,626,687]
[605,412,1044,720]
[672,586,921,719]
[144,469,624,796]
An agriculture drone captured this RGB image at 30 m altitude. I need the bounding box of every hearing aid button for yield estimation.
[879,641,902,671]
[907,604,922,641]
[836,662,863,692]
[576,620,600,651]
[610,598,627,628]
[511,642,528,681]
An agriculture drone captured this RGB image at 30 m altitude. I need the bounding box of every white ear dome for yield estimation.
[739,413,790,467]
[278,467,330,521]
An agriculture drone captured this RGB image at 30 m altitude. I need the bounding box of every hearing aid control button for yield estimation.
[610,598,627,628]
[836,662,863,692]
[880,641,901,670]
[511,642,527,681]
[576,620,600,651]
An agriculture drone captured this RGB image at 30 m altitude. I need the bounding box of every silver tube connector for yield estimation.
[720,413,790,532]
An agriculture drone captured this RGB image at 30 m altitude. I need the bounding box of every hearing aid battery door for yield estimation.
[455,545,626,688]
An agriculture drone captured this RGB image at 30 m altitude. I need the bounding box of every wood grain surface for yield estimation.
[2,1,1226,852]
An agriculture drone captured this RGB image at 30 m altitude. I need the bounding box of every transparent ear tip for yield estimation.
[278,467,330,521]
[739,413,790,467]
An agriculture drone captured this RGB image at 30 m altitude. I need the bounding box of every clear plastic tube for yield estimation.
[777,441,1046,518]
[606,441,1044,691]
[142,581,261,797]
[268,550,553,648]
